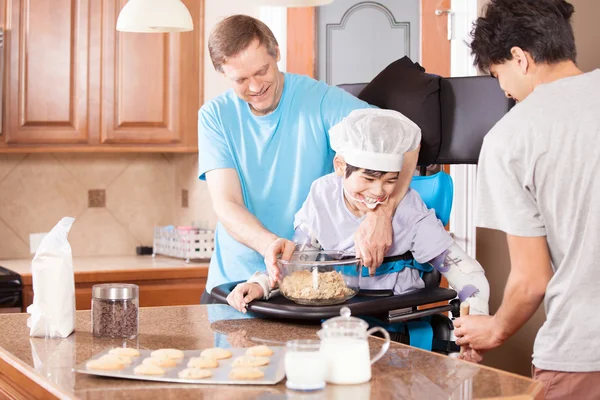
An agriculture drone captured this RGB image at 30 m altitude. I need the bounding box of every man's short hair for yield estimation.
[470,0,576,72]
[208,15,279,73]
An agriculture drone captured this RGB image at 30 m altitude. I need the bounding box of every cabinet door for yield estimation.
[100,0,191,145]
[3,0,91,144]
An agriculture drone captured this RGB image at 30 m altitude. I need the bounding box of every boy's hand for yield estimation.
[263,238,295,288]
[226,282,264,313]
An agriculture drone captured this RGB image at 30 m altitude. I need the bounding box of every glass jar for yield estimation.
[91,283,139,339]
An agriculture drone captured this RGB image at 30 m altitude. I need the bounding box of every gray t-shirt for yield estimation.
[294,173,453,294]
[476,69,600,372]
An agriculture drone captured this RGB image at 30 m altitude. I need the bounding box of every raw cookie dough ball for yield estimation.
[142,357,178,368]
[200,348,232,360]
[150,348,185,359]
[245,345,274,357]
[108,347,140,357]
[232,355,270,367]
[178,368,212,379]
[86,359,125,371]
[187,357,219,369]
[229,367,265,380]
[134,364,165,376]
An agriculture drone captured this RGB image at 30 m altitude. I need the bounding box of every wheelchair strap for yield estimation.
[382,251,414,263]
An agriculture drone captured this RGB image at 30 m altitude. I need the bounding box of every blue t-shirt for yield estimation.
[198,73,371,292]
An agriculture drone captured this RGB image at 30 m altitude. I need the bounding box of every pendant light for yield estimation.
[116,0,194,33]
[255,0,334,6]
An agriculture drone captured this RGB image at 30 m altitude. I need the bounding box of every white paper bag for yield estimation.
[27,217,76,338]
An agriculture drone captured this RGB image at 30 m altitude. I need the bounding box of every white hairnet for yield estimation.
[329,108,421,172]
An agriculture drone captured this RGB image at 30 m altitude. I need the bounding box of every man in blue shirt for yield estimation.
[198,15,419,301]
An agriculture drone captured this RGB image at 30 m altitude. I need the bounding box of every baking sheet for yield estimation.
[75,347,286,385]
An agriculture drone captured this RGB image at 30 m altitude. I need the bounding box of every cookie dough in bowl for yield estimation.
[278,251,360,306]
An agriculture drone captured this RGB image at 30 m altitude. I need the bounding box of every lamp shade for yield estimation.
[116,0,193,33]
[255,0,334,6]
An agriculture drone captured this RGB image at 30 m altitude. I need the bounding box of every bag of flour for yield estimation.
[27,217,76,338]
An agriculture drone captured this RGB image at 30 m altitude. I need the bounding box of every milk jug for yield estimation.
[317,307,390,384]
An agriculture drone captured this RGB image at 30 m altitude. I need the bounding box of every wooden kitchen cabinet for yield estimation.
[0,0,203,153]
[21,266,208,311]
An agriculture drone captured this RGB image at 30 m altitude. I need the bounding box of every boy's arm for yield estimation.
[247,272,280,300]
[428,242,490,315]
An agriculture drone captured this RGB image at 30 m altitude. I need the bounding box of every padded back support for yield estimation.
[437,77,515,164]
[338,76,514,165]
[409,172,453,289]
[409,172,453,226]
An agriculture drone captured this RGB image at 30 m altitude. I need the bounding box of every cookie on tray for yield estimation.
[150,348,185,360]
[86,359,126,371]
[232,355,270,367]
[134,364,165,376]
[229,367,265,380]
[187,357,219,369]
[108,347,140,357]
[142,357,178,368]
[99,354,133,365]
[178,368,212,379]
[245,345,274,357]
[200,347,232,360]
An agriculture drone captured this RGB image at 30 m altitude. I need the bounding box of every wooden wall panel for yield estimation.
[286,7,315,78]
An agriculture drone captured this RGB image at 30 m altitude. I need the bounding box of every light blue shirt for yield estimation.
[198,73,371,292]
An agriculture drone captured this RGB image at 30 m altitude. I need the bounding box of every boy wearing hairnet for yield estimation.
[228,109,490,318]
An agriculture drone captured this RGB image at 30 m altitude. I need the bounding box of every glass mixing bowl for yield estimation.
[277,250,361,306]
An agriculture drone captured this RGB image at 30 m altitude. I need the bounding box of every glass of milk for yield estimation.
[285,340,327,391]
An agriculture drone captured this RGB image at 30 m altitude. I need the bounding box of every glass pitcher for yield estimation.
[316,307,390,384]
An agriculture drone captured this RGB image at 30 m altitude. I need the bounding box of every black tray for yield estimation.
[211,281,457,321]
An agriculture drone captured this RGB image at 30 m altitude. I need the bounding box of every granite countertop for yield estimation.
[0,305,543,399]
[0,256,209,278]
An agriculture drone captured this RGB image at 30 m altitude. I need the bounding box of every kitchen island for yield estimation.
[0,305,543,399]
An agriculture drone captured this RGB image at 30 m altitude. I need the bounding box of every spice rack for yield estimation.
[152,226,214,263]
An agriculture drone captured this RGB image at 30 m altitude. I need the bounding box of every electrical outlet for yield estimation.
[88,189,106,208]
[29,232,48,254]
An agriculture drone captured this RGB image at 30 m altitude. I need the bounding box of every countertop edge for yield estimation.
[19,265,209,286]
[0,345,68,400]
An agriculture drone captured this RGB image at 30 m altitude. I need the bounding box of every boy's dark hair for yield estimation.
[345,164,390,179]
[208,15,279,73]
[470,0,576,72]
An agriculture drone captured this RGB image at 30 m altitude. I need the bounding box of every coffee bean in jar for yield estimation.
[92,283,139,339]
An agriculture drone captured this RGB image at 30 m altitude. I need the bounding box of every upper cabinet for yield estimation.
[0,0,203,152]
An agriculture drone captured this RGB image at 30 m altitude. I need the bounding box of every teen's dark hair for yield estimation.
[470,0,576,72]
[345,164,390,179]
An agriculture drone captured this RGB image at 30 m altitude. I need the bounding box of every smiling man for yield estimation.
[453,0,600,398]
[197,15,419,302]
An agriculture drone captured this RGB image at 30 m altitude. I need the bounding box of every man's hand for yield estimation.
[263,238,295,287]
[454,315,505,351]
[226,282,264,313]
[354,209,392,273]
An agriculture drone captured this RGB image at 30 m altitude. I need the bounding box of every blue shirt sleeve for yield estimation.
[197,104,236,181]
[319,85,375,133]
